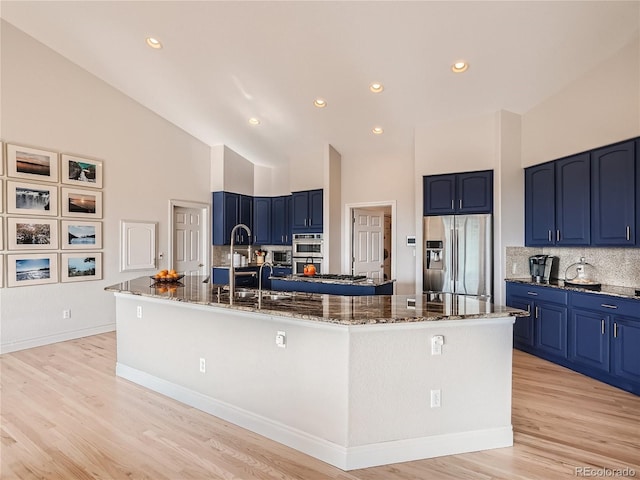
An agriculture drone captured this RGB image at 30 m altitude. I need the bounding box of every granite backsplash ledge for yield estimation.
[505,246,640,288]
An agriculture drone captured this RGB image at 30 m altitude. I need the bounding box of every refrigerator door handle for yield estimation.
[450,228,456,290]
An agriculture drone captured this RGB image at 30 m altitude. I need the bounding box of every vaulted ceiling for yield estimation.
[2,1,638,167]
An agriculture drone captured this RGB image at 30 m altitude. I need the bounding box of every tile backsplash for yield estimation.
[505,246,640,288]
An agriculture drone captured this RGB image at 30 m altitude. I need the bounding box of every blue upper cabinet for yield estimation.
[423,170,493,216]
[291,189,323,233]
[555,153,590,246]
[591,140,636,246]
[271,195,291,245]
[525,154,590,247]
[525,162,556,246]
[253,197,272,245]
[212,192,253,245]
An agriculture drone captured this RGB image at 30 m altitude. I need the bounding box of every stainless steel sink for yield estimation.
[233,288,257,299]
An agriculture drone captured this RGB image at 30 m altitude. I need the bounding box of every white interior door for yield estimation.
[173,206,206,276]
[352,208,384,280]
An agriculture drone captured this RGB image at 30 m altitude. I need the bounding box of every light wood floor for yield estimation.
[1,333,639,480]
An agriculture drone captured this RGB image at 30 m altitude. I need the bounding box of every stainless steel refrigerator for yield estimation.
[423,215,492,297]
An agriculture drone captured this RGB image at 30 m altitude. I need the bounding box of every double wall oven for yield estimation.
[292,233,323,275]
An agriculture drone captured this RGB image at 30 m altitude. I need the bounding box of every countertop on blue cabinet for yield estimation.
[506,278,640,301]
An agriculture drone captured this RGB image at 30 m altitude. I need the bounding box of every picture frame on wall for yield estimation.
[6,144,59,183]
[7,181,58,216]
[61,187,102,218]
[61,154,103,188]
[61,220,102,249]
[61,252,102,283]
[7,217,58,251]
[7,253,58,287]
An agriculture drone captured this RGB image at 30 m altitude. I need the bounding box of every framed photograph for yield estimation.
[61,252,102,283]
[7,217,58,250]
[6,144,58,182]
[61,154,103,188]
[7,181,58,216]
[7,253,58,287]
[61,220,102,249]
[61,187,102,218]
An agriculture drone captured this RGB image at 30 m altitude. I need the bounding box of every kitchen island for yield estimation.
[106,276,524,470]
[270,273,395,295]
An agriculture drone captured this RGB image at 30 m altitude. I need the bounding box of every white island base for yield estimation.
[114,293,515,470]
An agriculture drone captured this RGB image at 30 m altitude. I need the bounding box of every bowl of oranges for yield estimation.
[151,269,184,283]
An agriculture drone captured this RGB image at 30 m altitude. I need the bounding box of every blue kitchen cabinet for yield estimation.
[213,192,253,245]
[423,170,493,216]
[253,197,272,244]
[591,140,636,246]
[506,282,568,360]
[271,195,292,245]
[259,266,291,290]
[212,267,257,287]
[525,153,590,247]
[555,153,591,246]
[270,278,394,295]
[569,308,610,373]
[525,162,556,246]
[291,189,323,233]
[612,317,640,387]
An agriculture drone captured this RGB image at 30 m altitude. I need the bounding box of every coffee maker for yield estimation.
[529,254,556,283]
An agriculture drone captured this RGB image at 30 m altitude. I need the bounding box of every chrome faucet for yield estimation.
[229,223,251,302]
[258,262,274,308]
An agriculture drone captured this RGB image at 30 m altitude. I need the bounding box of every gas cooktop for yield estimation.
[296,273,368,282]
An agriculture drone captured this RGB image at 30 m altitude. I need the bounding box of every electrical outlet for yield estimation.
[512,262,517,274]
[199,358,206,373]
[136,306,143,318]
[431,335,444,355]
[276,331,286,348]
[430,389,441,408]
[62,309,71,319]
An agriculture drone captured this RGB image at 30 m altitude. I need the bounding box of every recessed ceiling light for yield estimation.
[451,61,468,73]
[146,37,163,49]
[369,82,384,93]
[248,117,261,126]
[372,127,384,135]
[313,98,327,108]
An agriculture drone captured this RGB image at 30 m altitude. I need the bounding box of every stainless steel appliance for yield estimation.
[529,254,556,283]
[423,215,492,297]
[292,233,323,274]
[271,249,292,266]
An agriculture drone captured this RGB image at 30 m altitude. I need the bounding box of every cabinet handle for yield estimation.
[527,291,538,296]
[556,230,560,242]
[459,199,462,209]
[601,304,618,309]
[614,322,618,338]
[626,225,631,241]
[535,306,539,318]
[601,319,605,335]
[548,230,552,242]
[451,199,454,210]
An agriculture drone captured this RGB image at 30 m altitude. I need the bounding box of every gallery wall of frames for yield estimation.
[0,141,104,288]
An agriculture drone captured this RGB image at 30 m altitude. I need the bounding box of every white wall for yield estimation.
[0,22,211,352]
[522,36,640,166]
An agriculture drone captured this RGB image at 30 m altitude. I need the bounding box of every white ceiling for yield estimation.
[2,1,639,168]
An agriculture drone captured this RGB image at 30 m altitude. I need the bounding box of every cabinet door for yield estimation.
[423,175,456,215]
[291,191,310,232]
[569,309,610,372]
[457,170,493,214]
[612,316,640,385]
[591,140,635,246]
[253,197,272,245]
[286,195,293,243]
[237,195,253,244]
[271,196,287,245]
[508,296,535,348]
[308,189,323,232]
[223,193,240,245]
[535,302,568,359]
[555,153,590,246]
[525,163,555,246]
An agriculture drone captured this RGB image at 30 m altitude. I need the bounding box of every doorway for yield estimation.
[344,201,395,284]
[169,200,210,276]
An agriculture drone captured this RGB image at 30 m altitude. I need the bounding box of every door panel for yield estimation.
[454,215,492,297]
[569,309,610,372]
[612,317,640,383]
[174,206,205,276]
[353,208,384,280]
[535,303,568,359]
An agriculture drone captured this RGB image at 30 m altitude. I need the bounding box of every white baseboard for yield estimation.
[117,363,513,471]
[1,324,116,354]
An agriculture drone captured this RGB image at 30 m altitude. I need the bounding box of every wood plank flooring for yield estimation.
[1,332,639,479]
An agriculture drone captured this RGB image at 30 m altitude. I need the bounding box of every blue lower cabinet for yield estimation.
[535,303,568,359]
[612,317,640,387]
[569,309,610,373]
[212,267,257,287]
[270,279,393,296]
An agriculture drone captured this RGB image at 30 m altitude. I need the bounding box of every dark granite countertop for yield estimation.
[274,274,396,286]
[506,278,640,301]
[106,276,524,326]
